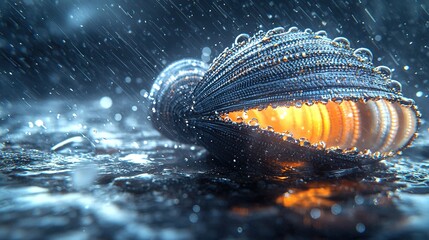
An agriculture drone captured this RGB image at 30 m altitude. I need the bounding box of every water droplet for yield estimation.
[362,149,372,155]
[304,28,312,34]
[234,33,250,45]
[317,141,326,149]
[388,80,402,92]
[248,118,259,126]
[374,66,392,79]
[314,30,327,38]
[267,26,285,35]
[100,96,113,109]
[299,138,309,147]
[287,26,299,33]
[320,99,329,105]
[373,151,381,158]
[283,131,293,138]
[416,91,423,97]
[35,119,44,127]
[353,48,373,62]
[305,100,314,106]
[332,37,350,47]
[334,98,343,104]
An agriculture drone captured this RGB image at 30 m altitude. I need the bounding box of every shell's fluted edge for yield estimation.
[149,59,208,144]
[149,27,420,173]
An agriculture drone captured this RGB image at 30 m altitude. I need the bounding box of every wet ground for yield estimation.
[1,99,429,239]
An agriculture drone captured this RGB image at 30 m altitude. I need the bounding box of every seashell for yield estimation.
[149,27,420,172]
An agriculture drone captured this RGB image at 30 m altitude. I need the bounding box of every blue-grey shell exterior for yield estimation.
[149,28,418,172]
[192,28,413,115]
[150,59,208,144]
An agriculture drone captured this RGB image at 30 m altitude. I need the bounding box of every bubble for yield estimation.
[375,35,382,41]
[356,223,366,233]
[132,106,138,111]
[192,205,200,213]
[354,195,364,205]
[114,113,122,121]
[202,47,211,56]
[331,204,342,215]
[416,91,423,97]
[403,65,410,71]
[115,87,123,94]
[125,76,132,83]
[100,96,113,109]
[140,90,149,98]
[189,213,198,223]
[201,54,210,63]
[310,208,321,219]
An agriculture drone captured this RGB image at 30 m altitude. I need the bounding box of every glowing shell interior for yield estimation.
[149,27,420,172]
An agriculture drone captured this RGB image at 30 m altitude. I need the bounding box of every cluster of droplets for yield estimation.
[219,96,418,159]
[228,26,404,95]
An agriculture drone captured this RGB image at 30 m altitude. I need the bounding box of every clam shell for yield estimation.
[149,28,420,172]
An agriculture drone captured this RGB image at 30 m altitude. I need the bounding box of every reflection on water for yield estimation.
[0,99,428,239]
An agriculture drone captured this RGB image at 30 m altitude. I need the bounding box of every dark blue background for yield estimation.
[1,0,428,118]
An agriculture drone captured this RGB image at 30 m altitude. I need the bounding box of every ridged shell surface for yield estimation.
[149,27,420,173]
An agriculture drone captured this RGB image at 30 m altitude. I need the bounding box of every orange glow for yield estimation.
[221,100,417,154]
[276,187,334,209]
[275,180,393,210]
